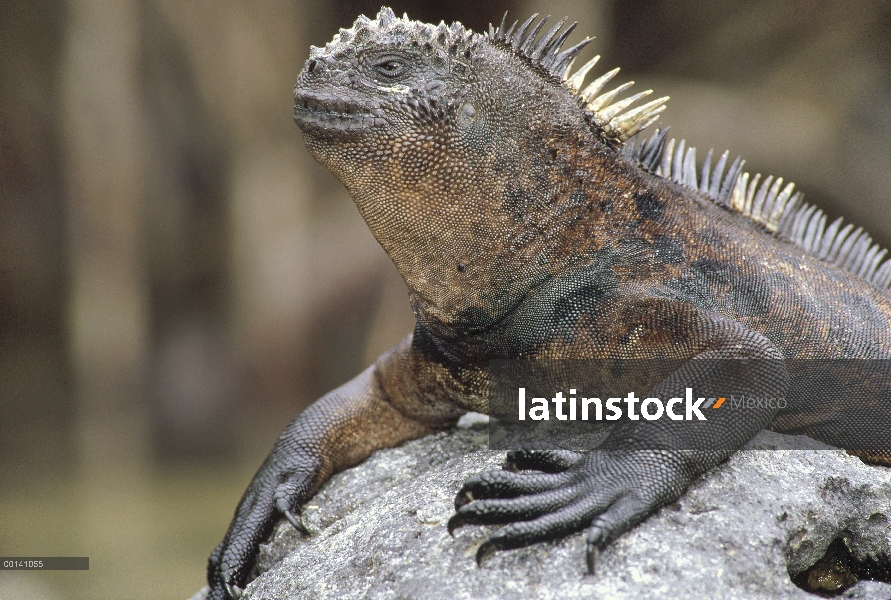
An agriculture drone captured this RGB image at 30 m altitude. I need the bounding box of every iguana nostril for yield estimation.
[308,59,319,73]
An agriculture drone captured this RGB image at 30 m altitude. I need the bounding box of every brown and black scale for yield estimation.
[206,9,891,599]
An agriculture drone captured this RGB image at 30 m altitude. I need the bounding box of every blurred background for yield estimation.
[0,0,889,597]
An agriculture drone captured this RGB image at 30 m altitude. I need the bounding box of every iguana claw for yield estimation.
[276,498,309,534]
[586,545,599,575]
[476,540,499,566]
[447,513,466,536]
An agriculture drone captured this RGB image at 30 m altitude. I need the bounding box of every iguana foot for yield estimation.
[207,461,317,599]
[450,445,695,573]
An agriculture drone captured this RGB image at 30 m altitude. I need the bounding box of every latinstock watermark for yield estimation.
[516,388,727,422]
[486,358,890,452]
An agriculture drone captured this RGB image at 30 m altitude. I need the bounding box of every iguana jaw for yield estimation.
[293,91,384,136]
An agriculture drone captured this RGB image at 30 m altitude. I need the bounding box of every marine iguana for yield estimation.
[206,8,891,598]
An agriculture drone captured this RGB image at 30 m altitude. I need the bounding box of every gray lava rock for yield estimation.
[200,419,891,599]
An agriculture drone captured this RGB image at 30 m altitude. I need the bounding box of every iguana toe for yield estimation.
[453,488,581,526]
[473,503,605,564]
[454,469,570,509]
[504,442,584,472]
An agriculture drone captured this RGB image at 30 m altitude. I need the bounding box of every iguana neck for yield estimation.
[317,113,665,338]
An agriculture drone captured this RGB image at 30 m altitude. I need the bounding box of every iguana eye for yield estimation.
[373,57,406,78]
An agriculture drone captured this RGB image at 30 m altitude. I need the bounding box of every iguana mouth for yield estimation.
[293,92,384,133]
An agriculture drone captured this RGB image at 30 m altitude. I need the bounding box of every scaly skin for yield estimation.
[206,9,891,598]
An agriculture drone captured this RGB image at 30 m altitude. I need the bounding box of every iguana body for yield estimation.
[206,9,891,598]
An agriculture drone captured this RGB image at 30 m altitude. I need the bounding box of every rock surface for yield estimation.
[196,418,891,600]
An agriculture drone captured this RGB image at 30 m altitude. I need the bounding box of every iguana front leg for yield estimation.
[450,313,787,571]
[206,334,457,599]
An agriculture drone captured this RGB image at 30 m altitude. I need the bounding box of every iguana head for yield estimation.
[294,7,667,334]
